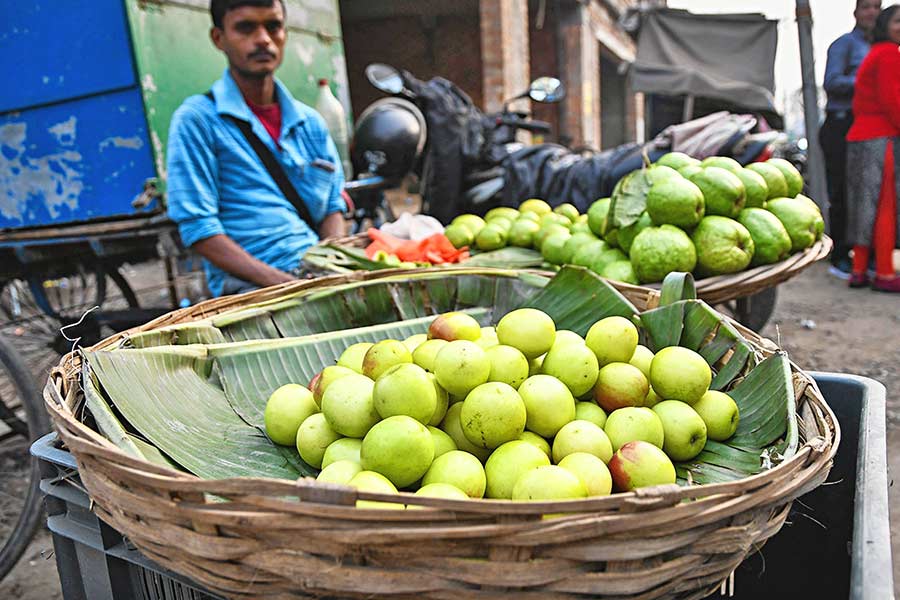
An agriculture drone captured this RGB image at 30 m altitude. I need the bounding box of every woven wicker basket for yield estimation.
[321,233,833,306]
[44,269,838,600]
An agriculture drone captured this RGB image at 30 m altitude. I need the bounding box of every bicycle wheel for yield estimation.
[0,336,50,582]
[0,266,141,396]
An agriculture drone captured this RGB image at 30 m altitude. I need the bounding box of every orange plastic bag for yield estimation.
[365,228,469,264]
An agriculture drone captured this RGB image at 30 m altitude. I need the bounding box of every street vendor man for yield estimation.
[166,0,346,297]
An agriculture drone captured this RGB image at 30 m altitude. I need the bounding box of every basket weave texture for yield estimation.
[323,233,833,306]
[44,269,838,600]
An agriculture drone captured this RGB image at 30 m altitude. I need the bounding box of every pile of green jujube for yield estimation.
[442,154,824,284]
[263,309,740,507]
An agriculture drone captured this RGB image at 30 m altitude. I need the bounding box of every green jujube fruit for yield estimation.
[541,231,573,265]
[508,219,541,247]
[561,232,600,264]
[475,224,507,250]
[534,223,570,251]
[570,239,608,268]
[444,223,474,249]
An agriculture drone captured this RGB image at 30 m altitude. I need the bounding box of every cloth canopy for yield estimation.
[630,8,779,113]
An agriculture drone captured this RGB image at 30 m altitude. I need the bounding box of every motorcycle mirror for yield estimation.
[528,77,565,103]
[365,64,404,94]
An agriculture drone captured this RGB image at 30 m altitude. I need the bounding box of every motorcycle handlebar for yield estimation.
[344,175,390,192]
[495,117,552,133]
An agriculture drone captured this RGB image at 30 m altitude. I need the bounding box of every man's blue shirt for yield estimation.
[166,69,346,296]
[823,27,870,113]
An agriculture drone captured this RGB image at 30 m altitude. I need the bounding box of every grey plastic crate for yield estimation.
[730,373,893,599]
[32,434,222,600]
[32,373,893,599]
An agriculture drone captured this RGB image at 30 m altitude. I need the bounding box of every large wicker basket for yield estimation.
[44,268,838,600]
[321,233,833,306]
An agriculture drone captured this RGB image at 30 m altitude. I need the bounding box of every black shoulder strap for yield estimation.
[205,90,318,230]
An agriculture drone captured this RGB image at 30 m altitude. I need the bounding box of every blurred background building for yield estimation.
[339,0,660,151]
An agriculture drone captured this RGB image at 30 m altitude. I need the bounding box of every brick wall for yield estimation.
[340,0,640,150]
[480,0,531,114]
[529,1,561,143]
[342,14,483,120]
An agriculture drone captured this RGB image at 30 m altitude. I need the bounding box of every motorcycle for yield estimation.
[341,66,788,331]
[344,64,787,229]
[343,63,564,231]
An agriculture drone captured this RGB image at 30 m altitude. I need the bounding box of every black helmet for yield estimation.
[350,98,426,178]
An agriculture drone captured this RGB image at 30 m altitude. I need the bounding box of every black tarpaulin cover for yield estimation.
[404,76,485,224]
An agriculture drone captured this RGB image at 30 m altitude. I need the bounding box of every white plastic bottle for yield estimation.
[315,78,352,179]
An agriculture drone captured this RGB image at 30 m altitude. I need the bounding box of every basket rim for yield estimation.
[44,359,838,512]
[78,266,660,353]
[41,268,841,600]
[43,265,840,513]
[319,233,833,306]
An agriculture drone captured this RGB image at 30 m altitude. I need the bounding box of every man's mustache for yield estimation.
[249,50,276,60]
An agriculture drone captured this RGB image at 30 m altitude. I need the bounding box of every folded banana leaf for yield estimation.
[84,267,797,486]
[306,240,545,273]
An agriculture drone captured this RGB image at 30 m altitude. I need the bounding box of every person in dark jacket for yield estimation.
[845,5,900,292]
[819,0,880,278]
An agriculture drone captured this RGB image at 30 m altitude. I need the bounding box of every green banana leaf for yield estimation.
[606,168,651,231]
[127,322,227,349]
[202,270,552,344]
[303,243,388,272]
[463,247,544,268]
[83,267,798,489]
[85,345,307,479]
[305,239,546,273]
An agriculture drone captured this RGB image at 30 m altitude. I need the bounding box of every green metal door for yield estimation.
[124,0,352,189]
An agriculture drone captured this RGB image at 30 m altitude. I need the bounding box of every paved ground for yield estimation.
[0,257,896,599]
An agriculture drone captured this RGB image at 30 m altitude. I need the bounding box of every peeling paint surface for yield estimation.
[151,130,167,182]
[294,44,314,66]
[100,135,145,151]
[142,73,158,93]
[0,88,156,229]
[0,120,84,221]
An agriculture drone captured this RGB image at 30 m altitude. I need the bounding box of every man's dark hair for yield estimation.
[872,5,900,43]
[210,0,285,28]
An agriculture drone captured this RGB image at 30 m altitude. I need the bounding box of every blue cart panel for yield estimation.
[0,0,137,113]
[0,88,156,229]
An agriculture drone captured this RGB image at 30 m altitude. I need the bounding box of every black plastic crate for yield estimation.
[32,435,222,600]
[32,373,893,599]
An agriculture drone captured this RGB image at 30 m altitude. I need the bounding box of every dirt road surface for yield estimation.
[0,259,896,599]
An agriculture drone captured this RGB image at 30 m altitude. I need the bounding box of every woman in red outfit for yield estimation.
[846,5,900,292]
